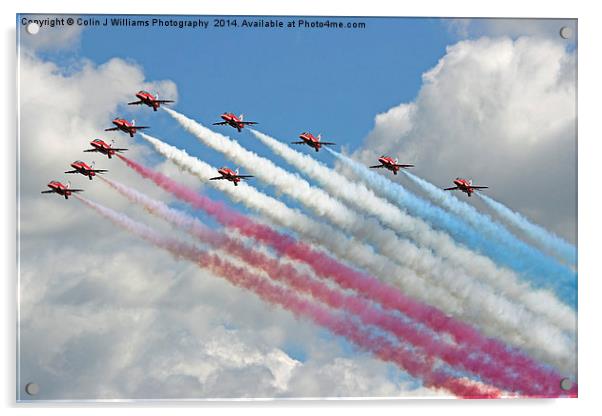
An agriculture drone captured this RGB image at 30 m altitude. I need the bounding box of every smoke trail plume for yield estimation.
[254,130,575,331]
[329,149,576,329]
[166,110,485,298]
[164,108,360,225]
[75,194,506,398]
[153,116,576,370]
[100,177,572,396]
[162,111,570,321]
[401,170,576,306]
[165,109,469,284]
[478,193,576,266]
[117,153,576,377]
[133,134,457,316]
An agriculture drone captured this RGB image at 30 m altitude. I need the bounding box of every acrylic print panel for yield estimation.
[17,14,577,401]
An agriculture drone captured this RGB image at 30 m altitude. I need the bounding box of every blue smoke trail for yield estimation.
[402,170,576,306]
[478,193,577,266]
[327,149,576,308]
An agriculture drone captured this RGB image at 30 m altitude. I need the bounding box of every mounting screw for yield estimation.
[559,26,572,40]
[26,22,40,35]
[560,378,573,391]
[25,382,39,396]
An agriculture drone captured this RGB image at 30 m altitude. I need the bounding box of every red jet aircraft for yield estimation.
[105,118,149,137]
[369,156,414,175]
[128,90,174,111]
[444,178,489,197]
[84,139,128,159]
[213,113,258,132]
[209,167,254,186]
[65,160,108,180]
[291,132,336,152]
[41,181,83,200]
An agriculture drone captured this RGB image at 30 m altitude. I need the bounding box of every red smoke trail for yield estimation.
[198,224,535,395]
[118,155,576,397]
[100,176,538,395]
[75,194,500,398]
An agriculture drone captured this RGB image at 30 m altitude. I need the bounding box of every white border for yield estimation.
[3,0,601,414]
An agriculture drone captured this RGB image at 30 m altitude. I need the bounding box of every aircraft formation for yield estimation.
[35,87,575,397]
[41,89,489,199]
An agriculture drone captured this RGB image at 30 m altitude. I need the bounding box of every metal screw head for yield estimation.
[560,378,573,391]
[26,22,40,35]
[25,382,39,396]
[559,26,573,40]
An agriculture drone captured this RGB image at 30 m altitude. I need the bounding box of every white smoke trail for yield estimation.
[251,129,575,333]
[162,111,577,334]
[159,113,576,370]
[164,110,505,295]
[136,134,458,312]
[478,193,576,266]
[137,132,575,374]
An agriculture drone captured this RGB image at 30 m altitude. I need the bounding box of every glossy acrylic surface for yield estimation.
[17,14,577,401]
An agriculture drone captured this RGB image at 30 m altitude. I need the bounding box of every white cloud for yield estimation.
[286,356,444,398]
[354,36,576,242]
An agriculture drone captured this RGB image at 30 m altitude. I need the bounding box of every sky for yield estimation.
[33,16,451,178]
[17,14,577,400]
